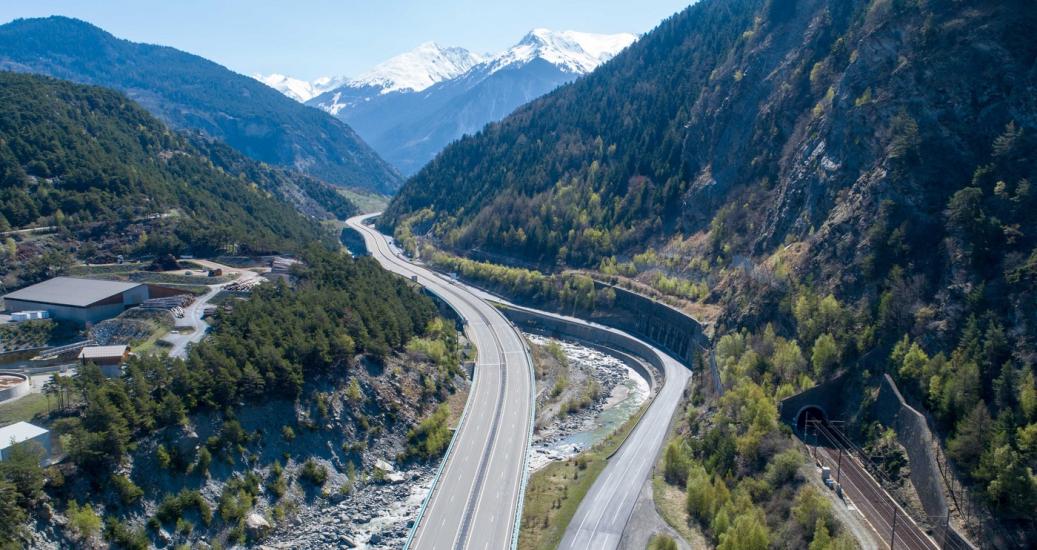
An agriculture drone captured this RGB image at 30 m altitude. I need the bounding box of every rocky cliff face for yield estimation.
[680,0,1034,272]
[385,0,1036,341]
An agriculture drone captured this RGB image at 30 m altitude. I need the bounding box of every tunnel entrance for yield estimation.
[795,405,827,436]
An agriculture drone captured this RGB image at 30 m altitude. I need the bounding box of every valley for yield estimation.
[1,0,1035,549]
[267,29,637,176]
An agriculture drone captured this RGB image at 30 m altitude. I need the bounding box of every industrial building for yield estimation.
[79,345,131,377]
[0,421,51,462]
[2,277,149,324]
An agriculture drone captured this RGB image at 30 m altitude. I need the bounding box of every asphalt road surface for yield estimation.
[347,214,534,550]
[814,423,939,550]
[544,313,691,550]
[449,290,694,550]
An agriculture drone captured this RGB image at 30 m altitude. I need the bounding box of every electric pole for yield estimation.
[890,507,898,549]
[836,445,843,484]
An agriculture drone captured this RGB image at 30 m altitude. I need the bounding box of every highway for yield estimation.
[346,214,534,550]
[425,271,695,550]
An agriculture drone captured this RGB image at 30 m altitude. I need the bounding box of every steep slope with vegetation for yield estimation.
[1,248,465,548]
[0,16,401,193]
[0,72,349,287]
[386,0,1037,542]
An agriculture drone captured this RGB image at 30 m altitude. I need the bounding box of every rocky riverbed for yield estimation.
[263,462,436,550]
[263,335,650,548]
[525,334,650,471]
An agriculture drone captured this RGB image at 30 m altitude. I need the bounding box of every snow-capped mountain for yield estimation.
[313,42,486,117]
[260,29,637,175]
[349,41,485,95]
[254,73,345,102]
[486,28,636,75]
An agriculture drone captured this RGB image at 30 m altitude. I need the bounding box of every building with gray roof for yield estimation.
[2,277,149,324]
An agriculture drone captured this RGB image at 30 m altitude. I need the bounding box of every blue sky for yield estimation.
[0,0,694,80]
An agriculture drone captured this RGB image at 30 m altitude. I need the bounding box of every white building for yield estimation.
[11,310,49,322]
[0,421,50,462]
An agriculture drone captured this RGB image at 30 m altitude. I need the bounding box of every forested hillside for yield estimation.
[1,248,458,548]
[386,0,1037,540]
[0,16,401,193]
[0,72,342,284]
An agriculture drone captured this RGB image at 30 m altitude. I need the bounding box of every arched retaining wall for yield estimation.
[499,305,663,390]
[589,281,705,367]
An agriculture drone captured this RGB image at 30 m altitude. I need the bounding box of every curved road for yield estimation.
[469,300,692,550]
[347,214,534,550]
[164,262,262,359]
[559,333,689,550]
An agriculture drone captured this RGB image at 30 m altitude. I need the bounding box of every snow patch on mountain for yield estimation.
[350,42,486,94]
[486,29,637,75]
[260,29,636,105]
[254,73,345,102]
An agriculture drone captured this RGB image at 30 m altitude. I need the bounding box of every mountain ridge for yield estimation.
[0,16,402,193]
[0,72,341,287]
[258,29,636,175]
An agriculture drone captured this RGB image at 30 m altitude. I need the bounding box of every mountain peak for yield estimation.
[492,28,637,75]
[350,42,485,94]
[254,73,344,102]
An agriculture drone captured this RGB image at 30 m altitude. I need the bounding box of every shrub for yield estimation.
[299,459,328,486]
[764,449,803,488]
[267,460,287,498]
[405,405,452,460]
[196,447,212,475]
[791,485,834,533]
[155,489,212,526]
[219,472,261,524]
[111,474,144,505]
[156,445,171,469]
[66,500,102,540]
[648,533,678,550]
[103,517,149,550]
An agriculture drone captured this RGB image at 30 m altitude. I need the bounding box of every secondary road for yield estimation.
[347,214,534,550]
[164,261,262,359]
[533,310,690,550]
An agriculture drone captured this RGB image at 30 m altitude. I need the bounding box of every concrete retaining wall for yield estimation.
[588,281,705,367]
[872,374,976,549]
[0,372,30,402]
[500,305,668,389]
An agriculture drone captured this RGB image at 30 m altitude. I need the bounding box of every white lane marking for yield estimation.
[458,360,507,549]
[351,218,534,549]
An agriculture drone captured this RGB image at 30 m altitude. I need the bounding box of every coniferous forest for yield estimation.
[0,72,356,286]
